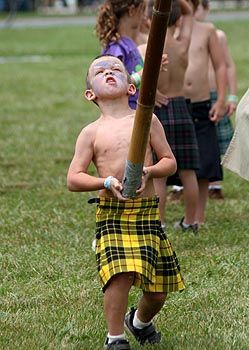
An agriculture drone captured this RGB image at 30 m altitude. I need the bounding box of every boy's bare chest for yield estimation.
[94,120,133,157]
[191,30,209,56]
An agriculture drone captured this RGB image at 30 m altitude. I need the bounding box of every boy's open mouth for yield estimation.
[106,76,116,84]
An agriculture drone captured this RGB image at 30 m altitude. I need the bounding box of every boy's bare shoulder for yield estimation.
[195,20,216,34]
[78,118,100,140]
[216,29,227,41]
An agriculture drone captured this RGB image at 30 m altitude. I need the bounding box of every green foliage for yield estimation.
[0,23,249,350]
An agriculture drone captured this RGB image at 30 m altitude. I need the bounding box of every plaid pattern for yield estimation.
[154,97,200,170]
[210,91,234,156]
[95,196,185,293]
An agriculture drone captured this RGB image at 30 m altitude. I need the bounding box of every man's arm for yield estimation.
[177,0,194,49]
[137,43,169,107]
[208,25,227,121]
[218,30,238,116]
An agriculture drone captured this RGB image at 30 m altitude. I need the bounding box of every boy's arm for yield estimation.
[146,115,177,178]
[219,31,238,116]
[137,43,146,60]
[138,43,168,107]
[208,26,227,121]
[177,0,194,49]
[67,126,105,192]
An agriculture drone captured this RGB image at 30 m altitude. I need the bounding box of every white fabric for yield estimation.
[222,88,249,182]
[107,333,125,344]
[133,310,151,329]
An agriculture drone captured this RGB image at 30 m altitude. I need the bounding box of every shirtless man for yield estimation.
[139,0,200,232]
[67,55,184,350]
[184,0,227,225]
[195,0,238,200]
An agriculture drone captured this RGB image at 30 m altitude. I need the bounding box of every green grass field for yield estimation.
[0,21,249,350]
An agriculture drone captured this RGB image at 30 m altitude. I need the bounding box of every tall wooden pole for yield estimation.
[123,0,172,198]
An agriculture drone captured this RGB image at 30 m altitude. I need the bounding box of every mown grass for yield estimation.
[0,22,249,350]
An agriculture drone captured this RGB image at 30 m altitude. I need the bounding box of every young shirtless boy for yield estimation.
[67,55,185,350]
[139,0,200,232]
[184,0,227,225]
[135,0,154,46]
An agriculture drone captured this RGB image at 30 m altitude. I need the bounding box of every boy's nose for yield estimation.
[105,70,113,76]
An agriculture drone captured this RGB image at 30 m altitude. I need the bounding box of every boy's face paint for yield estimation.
[89,57,130,96]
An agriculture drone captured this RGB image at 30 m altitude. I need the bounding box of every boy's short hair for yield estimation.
[190,0,200,11]
[201,0,209,10]
[85,55,132,89]
[168,0,181,27]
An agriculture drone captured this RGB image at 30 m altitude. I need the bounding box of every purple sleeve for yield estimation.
[102,44,125,63]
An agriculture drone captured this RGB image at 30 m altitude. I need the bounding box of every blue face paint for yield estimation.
[92,60,128,84]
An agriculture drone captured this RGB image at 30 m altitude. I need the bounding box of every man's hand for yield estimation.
[155,89,169,107]
[136,167,151,195]
[226,101,237,117]
[209,100,226,122]
[160,53,169,72]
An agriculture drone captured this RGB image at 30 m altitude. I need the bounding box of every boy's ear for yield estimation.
[84,89,97,102]
[127,83,136,96]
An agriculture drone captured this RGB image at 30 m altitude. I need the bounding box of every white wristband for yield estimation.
[227,94,238,103]
[104,176,114,190]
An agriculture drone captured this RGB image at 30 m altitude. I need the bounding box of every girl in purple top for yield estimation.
[95,0,145,109]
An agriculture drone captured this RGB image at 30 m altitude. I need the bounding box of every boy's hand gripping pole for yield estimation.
[122,0,172,198]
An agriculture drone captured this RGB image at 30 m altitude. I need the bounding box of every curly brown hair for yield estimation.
[95,0,144,46]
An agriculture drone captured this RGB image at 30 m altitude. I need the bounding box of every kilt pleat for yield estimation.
[210,90,234,156]
[154,96,200,170]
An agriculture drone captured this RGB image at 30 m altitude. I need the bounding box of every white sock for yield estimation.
[133,310,151,329]
[107,333,125,344]
[173,185,183,192]
[182,221,190,228]
[209,185,222,190]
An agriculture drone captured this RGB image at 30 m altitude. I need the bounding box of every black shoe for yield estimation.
[174,217,198,233]
[167,189,184,202]
[124,307,161,345]
[104,338,130,350]
[208,188,224,200]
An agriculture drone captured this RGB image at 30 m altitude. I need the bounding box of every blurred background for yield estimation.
[0,0,249,16]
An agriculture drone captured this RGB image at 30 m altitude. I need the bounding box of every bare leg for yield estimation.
[179,169,199,225]
[136,292,167,323]
[104,272,134,335]
[196,179,209,224]
[153,177,167,225]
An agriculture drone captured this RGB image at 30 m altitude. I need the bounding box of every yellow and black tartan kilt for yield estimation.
[94,196,185,293]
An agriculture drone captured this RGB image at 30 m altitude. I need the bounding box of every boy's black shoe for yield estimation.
[124,307,161,345]
[104,338,130,350]
[174,217,198,233]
